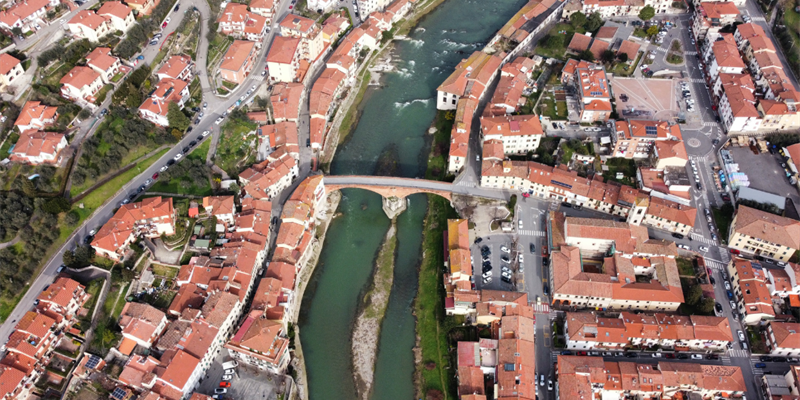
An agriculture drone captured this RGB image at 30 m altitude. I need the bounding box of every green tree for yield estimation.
[579,49,595,62]
[569,12,586,29]
[586,12,603,32]
[167,103,190,132]
[113,82,130,104]
[686,282,702,305]
[78,108,91,120]
[697,297,716,315]
[546,34,563,49]
[127,90,142,108]
[617,52,629,63]
[646,25,659,37]
[11,27,22,38]
[638,5,655,21]
[64,210,80,226]
[600,49,616,64]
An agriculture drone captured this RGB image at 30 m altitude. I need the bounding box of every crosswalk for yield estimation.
[455,180,476,187]
[720,356,732,365]
[519,229,546,237]
[750,359,765,375]
[727,349,749,358]
[688,78,706,83]
[533,303,550,314]
[751,16,766,22]
[701,121,718,127]
[704,259,727,271]
[690,233,717,246]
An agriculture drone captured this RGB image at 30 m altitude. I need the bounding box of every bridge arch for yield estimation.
[324,184,452,201]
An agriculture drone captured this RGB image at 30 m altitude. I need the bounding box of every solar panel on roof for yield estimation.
[590,91,604,96]
[645,126,658,136]
[111,388,127,400]
[85,355,101,369]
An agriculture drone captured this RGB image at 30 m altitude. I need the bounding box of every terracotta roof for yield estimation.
[97,1,131,19]
[156,350,199,390]
[250,0,274,9]
[279,14,317,35]
[480,114,544,137]
[0,0,50,27]
[14,101,57,128]
[0,365,26,398]
[770,321,800,349]
[86,47,118,71]
[568,33,592,52]
[646,196,696,227]
[617,39,640,61]
[60,65,101,89]
[712,35,746,69]
[267,36,300,64]
[92,197,174,254]
[201,291,239,327]
[733,205,800,249]
[589,39,610,60]
[270,82,303,121]
[36,277,84,308]
[220,40,255,72]
[202,195,235,217]
[437,51,502,98]
[0,53,21,75]
[12,130,65,159]
[156,55,192,80]
[595,26,618,40]
[68,9,109,29]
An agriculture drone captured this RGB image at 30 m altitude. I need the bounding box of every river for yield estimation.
[297,1,528,399]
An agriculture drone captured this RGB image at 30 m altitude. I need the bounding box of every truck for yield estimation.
[222,361,238,370]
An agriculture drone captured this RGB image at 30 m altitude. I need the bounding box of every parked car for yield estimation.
[755,363,767,368]
[500,245,510,253]
[691,354,702,360]
[219,382,230,388]
[737,330,746,341]
[214,388,227,394]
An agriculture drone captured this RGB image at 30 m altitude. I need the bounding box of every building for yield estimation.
[692,1,740,41]
[217,3,268,41]
[479,114,544,155]
[447,98,476,174]
[203,196,236,226]
[279,14,325,61]
[612,120,682,159]
[224,311,290,373]
[728,205,800,263]
[60,66,104,104]
[239,152,299,200]
[444,219,471,287]
[270,82,304,122]
[642,196,696,235]
[766,321,800,356]
[566,312,732,351]
[249,0,275,19]
[85,47,123,84]
[0,54,23,89]
[489,0,566,58]
[220,40,256,84]
[67,9,113,42]
[716,73,762,134]
[117,303,168,354]
[705,34,746,83]
[138,78,190,127]
[0,0,52,34]
[97,1,135,33]
[266,36,302,83]
[9,130,67,165]
[653,140,688,169]
[308,0,337,12]
[727,257,777,325]
[156,55,194,82]
[488,57,536,115]
[92,197,176,261]
[35,277,89,325]
[14,101,58,132]
[125,0,157,15]
[437,51,502,110]
[565,61,612,123]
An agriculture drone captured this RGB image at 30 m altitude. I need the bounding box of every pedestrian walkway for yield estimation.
[751,359,765,375]
[704,259,727,270]
[690,233,717,245]
[701,121,718,127]
[727,349,749,358]
[721,356,732,365]
[751,16,766,21]
[688,78,706,83]
[519,230,546,237]
[533,304,551,314]
[455,180,477,187]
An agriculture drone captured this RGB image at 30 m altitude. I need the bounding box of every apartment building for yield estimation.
[447,98,477,174]
[92,197,176,261]
[138,78,190,127]
[727,257,777,325]
[717,73,762,133]
[97,1,135,33]
[766,321,800,356]
[691,1,739,41]
[68,9,113,42]
[567,61,612,123]
[239,152,299,200]
[35,277,89,326]
[612,119,683,159]
[249,0,275,19]
[217,3,268,41]
[85,47,122,84]
[641,196,696,235]
[705,34,746,83]
[653,140,688,169]
[566,312,733,351]
[220,40,257,84]
[0,0,53,33]
[479,114,544,155]
[436,51,502,110]
[735,23,777,61]
[266,36,302,83]
[9,130,67,165]
[14,101,57,132]
[0,53,23,89]
[60,66,104,104]
[279,14,325,61]
[270,82,304,122]
[558,356,747,399]
[728,205,800,263]
[224,312,290,373]
[488,57,536,115]
[117,303,168,355]
[156,55,194,82]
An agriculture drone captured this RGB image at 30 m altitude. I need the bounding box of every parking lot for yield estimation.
[197,353,279,400]
[727,146,800,201]
[611,77,678,121]
[471,235,519,291]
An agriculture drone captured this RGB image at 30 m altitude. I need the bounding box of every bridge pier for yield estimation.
[382,196,407,219]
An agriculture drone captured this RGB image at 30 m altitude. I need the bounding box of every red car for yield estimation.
[289,4,293,8]
[152,173,159,180]
[162,21,168,28]
[219,382,231,388]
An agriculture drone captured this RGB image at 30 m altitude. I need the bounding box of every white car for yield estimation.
[164,17,171,24]
[202,130,211,137]
[251,85,257,91]
[222,374,233,381]
[500,245,510,253]
[737,330,746,341]
[678,244,691,250]
[724,281,731,290]
[699,245,709,252]
[215,117,224,124]
[547,380,553,391]
[159,165,168,172]
[652,352,662,358]
[691,354,703,360]
[519,254,524,263]
[173,154,182,161]
[518,220,523,229]
[539,375,545,387]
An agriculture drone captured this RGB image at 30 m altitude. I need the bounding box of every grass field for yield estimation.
[533,23,585,60]
[216,119,257,176]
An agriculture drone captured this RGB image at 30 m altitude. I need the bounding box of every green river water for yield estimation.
[297,1,527,399]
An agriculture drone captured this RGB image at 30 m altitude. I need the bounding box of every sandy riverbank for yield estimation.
[289,189,343,400]
[351,220,398,400]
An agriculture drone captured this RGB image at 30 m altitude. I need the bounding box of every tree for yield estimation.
[617,52,629,63]
[569,12,586,29]
[64,210,80,226]
[686,282,703,305]
[697,297,716,315]
[579,49,595,62]
[586,12,603,32]
[127,90,142,108]
[638,5,655,21]
[78,109,91,120]
[168,102,190,132]
[546,34,563,49]
[600,49,616,64]
[11,27,22,38]
[646,25,659,37]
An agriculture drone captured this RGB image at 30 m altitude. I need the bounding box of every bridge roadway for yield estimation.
[322,175,512,201]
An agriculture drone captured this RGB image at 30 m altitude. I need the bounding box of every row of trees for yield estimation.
[158,157,211,190]
[37,39,93,70]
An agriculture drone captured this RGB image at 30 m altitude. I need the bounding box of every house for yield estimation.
[479,114,544,155]
[240,152,299,200]
[727,257,777,325]
[653,140,688,169]
[85,47,122,84]
[138,78,190,127]
[488,57,535,115]
[612,120,682,159]
[437,51,502,110]
[125,0,157,15]
[728,205,800,263]
[567,33,592,53]
[445,219,471,284]
[67,9,113,42]
[692,1,740,41]
[60,66,104,104]
[117,302,168,354]
[766,321,800,356]
[0,0,51,34]
[616,39,640,62]
[642,196,696,235]
[217,3,268,41]
[35,277,88,325]
[249,0,275,19]
[224,311,290,373]
[14,101,58,132]
[447,98,477,174]
[9,130,67,165]
[0,54,23,89]
[270,82,304,122]
[220,40,256,84]
[97,1,135,33]
[266,36,302,83]
[152,350,202,400]
[92,197,176,261]
[156,55,193,81]
[203,196,236,226]
[260,121,300,158]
